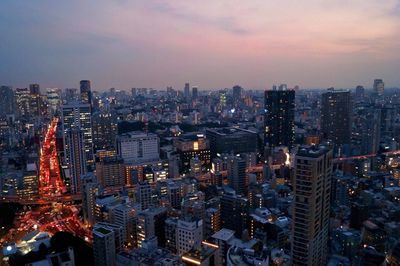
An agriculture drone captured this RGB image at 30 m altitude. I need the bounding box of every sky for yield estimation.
[1,0,400,90]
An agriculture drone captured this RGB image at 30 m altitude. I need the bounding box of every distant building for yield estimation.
[321,89,351,145]
[81,173,99,225]
[136,207,167,248]
[116,132,159,164]
[264,88,295,149]
[80,80,92,106]
[0,86,15,116]
[176,217,203,255]
[95,156,125,188]
[227,156,247,196]
[373,79,384,97]
[174,133,211,172]
[206,127,257,158]
[65,129,87,194]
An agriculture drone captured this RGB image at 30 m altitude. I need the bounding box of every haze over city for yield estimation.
[1,0,400,90]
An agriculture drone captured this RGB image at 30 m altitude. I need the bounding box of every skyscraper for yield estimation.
[80,80,92,106]
[15,87,30,118]
[0,86,15,116]
[264,87,295,149]
[321,89,351,145]
[192,86,198,100]
[29,84,41,116]
[184,83,190,99]
[291,145,333,265]
[65,129,87,194]
[62,103,94,165]
[93,224,117,266]
[373,79,384,97]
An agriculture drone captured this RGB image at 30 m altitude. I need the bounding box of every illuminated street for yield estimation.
[39,117,65,195]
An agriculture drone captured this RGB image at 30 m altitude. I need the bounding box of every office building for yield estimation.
[29,84,41,116]
[264,88,295,149]
[174,133,211,172]
[321,89,351,145]
[373,79,384,97]
[80,80,92,106]
[192,86,198,100]
[206,127,257,158]
[0,86,15,116]
[46,88,61,115]
[62,102,94,165]
[184,83,190,99]
[291,145,333,265]
[116,131,159,164]
[15,87,30,117]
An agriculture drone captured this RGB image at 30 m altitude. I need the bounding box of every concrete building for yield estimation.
[116,132,159,164]
[291,145,333,265]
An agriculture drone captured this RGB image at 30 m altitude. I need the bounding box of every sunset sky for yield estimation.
[1,0,400,90]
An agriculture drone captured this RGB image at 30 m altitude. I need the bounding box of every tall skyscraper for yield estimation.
[192,86,198,100]
[361,107,381,154]
[65,129,87,194]
[291,145,333,265]
[0,86,15,116]
[264,87,295,149]
[80,80,92,106]
[62,103,94,165]
[15,87,30,117]
[46,88,61,115]
[184,83,190,99]
[373,79,384,97]
[232,85,242,102]
[227,156,247,196]
[321,89,352,145]
[29,84,41,116]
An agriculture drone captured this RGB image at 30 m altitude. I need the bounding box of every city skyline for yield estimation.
[1,0,400,90]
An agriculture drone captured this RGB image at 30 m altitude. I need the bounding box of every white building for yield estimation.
[176,217,203,255]
[116,131,159,164]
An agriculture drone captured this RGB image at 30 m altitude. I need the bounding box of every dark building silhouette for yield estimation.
[321,89,351,145]
[264,88,295,149]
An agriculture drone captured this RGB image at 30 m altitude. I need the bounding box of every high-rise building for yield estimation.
[192,86,198,100]
[46,88,61,115]
[81,173,99,225]
[62,102,94,165]
[361,107,381,154]
[176,217,203,255]
[0,86,15,116]
[264,88,295,149]
[373,79,384,97]
[116,132,159,164]
[65,129,87,194]
[227,156,247,196]
[321,89,352,145]
[220,191,248,238]
[355,85,365,101]
[80,80,92,106]
[184,83,190,99]
[291,145,333,266]
[92,112,117,151]
[232,85,242,106]
[15,87,30,117]
[29,84,41,116]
